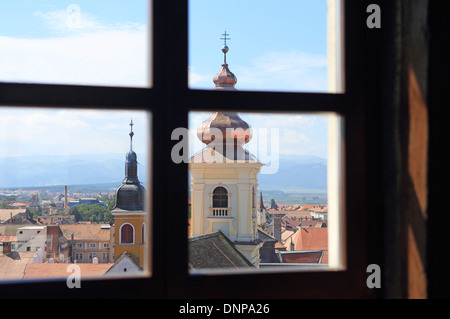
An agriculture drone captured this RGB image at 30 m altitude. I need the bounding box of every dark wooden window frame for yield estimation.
[1,0,432,299]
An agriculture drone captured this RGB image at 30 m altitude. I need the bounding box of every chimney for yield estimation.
[64,186,68,209]
[37,248,43,263]
[3,242,11,254]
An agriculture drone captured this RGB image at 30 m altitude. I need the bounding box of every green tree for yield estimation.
[0,202,9,209]
[69,206,82,222]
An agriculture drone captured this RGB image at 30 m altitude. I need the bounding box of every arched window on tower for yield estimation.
[141,223,145,244]
[120,223,134,244]
[212,186,229,216]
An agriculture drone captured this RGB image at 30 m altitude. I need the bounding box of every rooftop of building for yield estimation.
[60,224,112,241]
[189,231,254,270]
[22,263,112,280]
[290,227,328,251]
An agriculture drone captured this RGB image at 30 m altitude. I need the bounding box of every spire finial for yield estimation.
[129,119,134,150]
[220,31,230,64]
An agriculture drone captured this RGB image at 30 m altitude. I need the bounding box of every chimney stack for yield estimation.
[64,186,68,209]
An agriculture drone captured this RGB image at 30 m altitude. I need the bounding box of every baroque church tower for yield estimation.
[189,37,264,267]
[111,120,147,267]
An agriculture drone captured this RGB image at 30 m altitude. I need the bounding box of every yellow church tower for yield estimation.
[111,120,147,267]
[189,36,264,267]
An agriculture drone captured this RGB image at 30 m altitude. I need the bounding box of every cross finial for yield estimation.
[220,31,230,64]
[220,31,230,46]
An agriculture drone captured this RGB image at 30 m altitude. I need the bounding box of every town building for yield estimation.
[0,208,32,224]
[68,197,107,208]
[60,224,114,263]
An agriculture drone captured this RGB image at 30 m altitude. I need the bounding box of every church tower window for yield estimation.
[212,186,228,208]
[120,224,134,244]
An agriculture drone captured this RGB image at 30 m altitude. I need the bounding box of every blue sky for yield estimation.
[0,1,147,38]
[189,0,328,92]
[0,1,330,162]
[188,0,330,160]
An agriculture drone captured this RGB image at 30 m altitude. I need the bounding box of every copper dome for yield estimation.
[197,112,252,145]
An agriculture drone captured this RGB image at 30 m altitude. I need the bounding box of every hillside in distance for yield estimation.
[0,153,147,190]
[0,153,326,195]
[258,154,327,193]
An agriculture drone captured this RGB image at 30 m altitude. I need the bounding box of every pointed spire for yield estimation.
[259,192,265,210]
[112,120,145,212]
[129,119,134,151]
[125,120,139,184]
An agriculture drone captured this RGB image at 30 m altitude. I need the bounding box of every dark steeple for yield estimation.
[112,120,146,212]
[259,192,265,210]
[124,119,139,184]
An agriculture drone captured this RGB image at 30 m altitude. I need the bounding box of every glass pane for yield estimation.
[188,0,344,93]
[185,111,344,274]
[0,1,150,87]
[0,107,151,282]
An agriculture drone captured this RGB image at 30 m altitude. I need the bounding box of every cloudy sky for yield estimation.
[0,0,148,87]
[0,107,149,158]
[0,1,331,163]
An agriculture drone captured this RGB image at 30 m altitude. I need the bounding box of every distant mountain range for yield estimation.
[0,153,147,190]
[0,153,326,194]
[257,154,327,193]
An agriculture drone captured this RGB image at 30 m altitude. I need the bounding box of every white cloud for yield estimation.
[188,66,205,85]
[237,50,327,92]
[0,9,148,87]
[0,108,149,157]
[34,7,102,33]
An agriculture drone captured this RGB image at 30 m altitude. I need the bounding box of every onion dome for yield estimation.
[112,120,145,212]
[213,32,237,90]
[197,112,252,145]
[213,45,238,90]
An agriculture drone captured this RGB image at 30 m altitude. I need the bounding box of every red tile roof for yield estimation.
[292,228,328,251]
[0,235,16,242]
[281,251,323,263]
[23,263,112,280]
[60,224,112,241]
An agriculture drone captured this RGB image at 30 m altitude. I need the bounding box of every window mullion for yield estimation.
[0,83,154,110]
[187,90,348,114]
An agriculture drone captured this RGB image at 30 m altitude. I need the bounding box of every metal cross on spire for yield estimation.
[220,31,231,64]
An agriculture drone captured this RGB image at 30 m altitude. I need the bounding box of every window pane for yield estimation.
[0,107,151,281]
[0,1,150,87]
[188,0,344,93]
[187,111,344,273]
